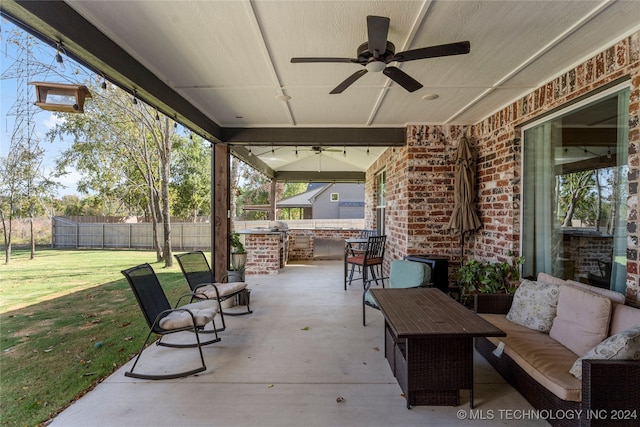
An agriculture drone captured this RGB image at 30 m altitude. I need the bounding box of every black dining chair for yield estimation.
[345,235,386,290]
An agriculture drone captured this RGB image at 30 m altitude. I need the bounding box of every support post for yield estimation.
[211,143,230,280]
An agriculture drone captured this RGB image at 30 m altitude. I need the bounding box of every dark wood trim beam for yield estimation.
[230,146,275,179]
[1,0,223,142]
[562,128,617,146]
[555,156,617,175]
[222,127,406,146]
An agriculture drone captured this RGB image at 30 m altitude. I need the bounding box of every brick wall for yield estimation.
[244,233,281,275]
[370,30,640,303]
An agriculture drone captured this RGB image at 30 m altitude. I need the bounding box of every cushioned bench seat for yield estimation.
[479,313,582,402]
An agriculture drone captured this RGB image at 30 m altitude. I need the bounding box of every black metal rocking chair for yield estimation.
[121,263,221,380]
[175,251,252,332]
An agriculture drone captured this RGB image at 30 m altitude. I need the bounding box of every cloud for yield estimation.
[42,113,64,130]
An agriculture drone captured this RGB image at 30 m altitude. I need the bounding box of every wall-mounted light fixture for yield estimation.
[28,81,91,113]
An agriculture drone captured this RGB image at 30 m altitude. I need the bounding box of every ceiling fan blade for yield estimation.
[291,57,358,63]
[383,67,423,92]
[367,16,390,57]
[330,69,368,94]
[392,41,470,63]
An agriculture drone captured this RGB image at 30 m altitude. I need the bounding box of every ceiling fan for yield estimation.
[291,15,470,94]
[302,146,343,154]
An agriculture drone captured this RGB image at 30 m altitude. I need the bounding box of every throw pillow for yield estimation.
[570,324,640,379]
[506,279,560,332]
[549,285,612,356]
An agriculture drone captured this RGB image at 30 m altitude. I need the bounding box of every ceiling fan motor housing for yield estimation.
[357,41,396,64]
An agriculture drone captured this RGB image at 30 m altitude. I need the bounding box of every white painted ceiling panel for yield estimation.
[374,86,491,125]
[502,1,640,88]
[182,86,292,127]
[284,86,386,126]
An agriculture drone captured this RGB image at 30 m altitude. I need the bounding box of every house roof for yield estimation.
[277,185,329,208]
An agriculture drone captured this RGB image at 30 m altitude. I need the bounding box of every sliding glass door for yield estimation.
[522,86,629,293]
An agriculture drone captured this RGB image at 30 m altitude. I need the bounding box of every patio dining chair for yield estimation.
[174,251,252,332]
[345,235,386,290]
[363,259,432,326]
[121,263,221,380]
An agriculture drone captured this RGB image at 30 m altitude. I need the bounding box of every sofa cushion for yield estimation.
[565,279,626,304]
[537,272,626,304]
[481,313,582,402]
[610,303,640,335]
[196,281,247,299]
[569,324,640,379]
[389,260,428,289]
[537,272,567,287]
[506,279,560,332]
[549,285,612,356]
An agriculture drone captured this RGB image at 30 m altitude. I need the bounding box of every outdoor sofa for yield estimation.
[474,273,640,427]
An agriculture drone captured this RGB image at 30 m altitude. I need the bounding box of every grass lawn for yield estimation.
[0,248,194,426]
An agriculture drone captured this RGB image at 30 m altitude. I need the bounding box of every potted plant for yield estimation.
[228,232,246,282]
[455,253,524,307]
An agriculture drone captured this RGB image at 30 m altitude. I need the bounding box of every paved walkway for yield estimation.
[50,260,548,427]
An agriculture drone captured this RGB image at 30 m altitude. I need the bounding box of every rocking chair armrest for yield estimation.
[194,282,213,291]
[176,293,196,306]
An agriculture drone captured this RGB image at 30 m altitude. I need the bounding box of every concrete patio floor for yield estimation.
[50,260,549,427]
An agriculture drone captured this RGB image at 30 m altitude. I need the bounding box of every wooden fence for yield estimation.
[51,217,365,250]
[51,217,210,250]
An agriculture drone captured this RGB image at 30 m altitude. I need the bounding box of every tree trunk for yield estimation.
[29,214,35,259]
[593,169,601,231]
[160,117,172,268]
[1,209,12,264]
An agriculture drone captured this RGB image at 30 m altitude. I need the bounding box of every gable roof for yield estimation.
[276,185,330,208]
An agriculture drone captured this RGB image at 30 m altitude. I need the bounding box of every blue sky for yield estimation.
[1,19,91,196]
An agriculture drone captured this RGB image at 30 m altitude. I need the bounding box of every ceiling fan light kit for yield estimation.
[291,15,470,94]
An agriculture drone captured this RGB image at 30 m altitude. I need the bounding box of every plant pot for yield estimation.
[230,252,246,268]
[220,297,236,309]
[226,270,245,282]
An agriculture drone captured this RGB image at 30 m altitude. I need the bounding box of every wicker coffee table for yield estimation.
[370,288,505,409]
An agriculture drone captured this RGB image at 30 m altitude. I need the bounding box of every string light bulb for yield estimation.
[54,42,65,71]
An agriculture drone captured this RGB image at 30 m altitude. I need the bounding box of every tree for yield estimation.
[559,170,595,227]
[48,82,180,266]
[1,27,59,262]
[170,134,211,220]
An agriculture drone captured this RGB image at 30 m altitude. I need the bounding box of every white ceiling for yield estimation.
[66,0,640,126]
[7,0,640,177]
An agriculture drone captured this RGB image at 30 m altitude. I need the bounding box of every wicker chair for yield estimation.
[363,259,432,326]
[175,251,252,332]
[121,263,221,380]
